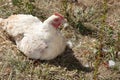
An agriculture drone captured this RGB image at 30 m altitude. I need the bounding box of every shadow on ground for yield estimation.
[36,47,94,73]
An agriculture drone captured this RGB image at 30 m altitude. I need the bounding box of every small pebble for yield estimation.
[85,64,89,67]
[118,51,120,56]
[108,60,115,67]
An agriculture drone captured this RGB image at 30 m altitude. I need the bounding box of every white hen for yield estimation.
[0,13,66,60]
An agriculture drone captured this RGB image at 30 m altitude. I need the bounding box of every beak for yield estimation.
[62,19,69,28]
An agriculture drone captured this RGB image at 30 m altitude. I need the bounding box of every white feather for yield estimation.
[1,14,66,60]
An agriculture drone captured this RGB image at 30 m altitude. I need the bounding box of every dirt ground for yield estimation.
[0,0,120,80]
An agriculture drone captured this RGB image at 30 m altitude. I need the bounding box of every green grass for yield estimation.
[0,0,120,80]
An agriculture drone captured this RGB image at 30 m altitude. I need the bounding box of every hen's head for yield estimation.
[44,13,66,29]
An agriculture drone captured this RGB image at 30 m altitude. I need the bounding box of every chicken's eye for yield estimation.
[54,18,59,22]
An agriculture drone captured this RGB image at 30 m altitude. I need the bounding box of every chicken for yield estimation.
[0,13,66,60]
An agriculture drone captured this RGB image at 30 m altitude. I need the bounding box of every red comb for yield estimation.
[54,12,64,19]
